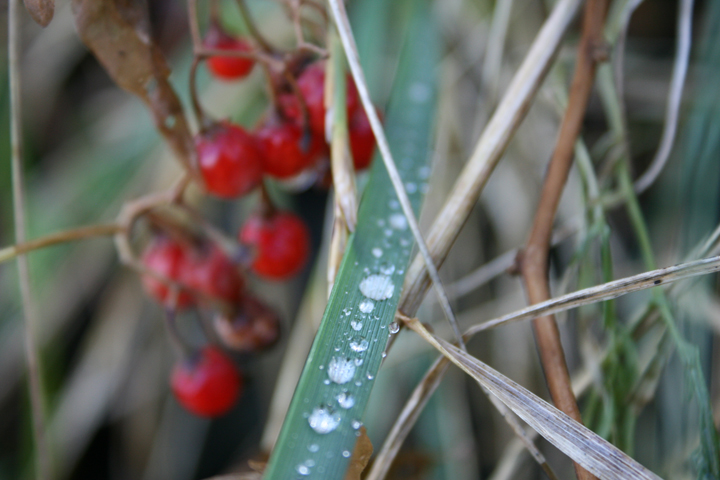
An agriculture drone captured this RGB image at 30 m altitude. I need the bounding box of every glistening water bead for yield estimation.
[336,392,355,409]
[308,406,341,434]
[359,274,395,301]
[358,299,374,313]
[327,357,356,384]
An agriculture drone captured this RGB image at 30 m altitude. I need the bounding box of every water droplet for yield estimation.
[342,308,351,316]
[305,459,315,467]
[359,275,395,300]
[377,219,385,227]
[389,322,400,334]
[355,381,362,386]
[308,406,340,434]
[400,238,410,247]
[351,320,363,331]
[359,299,374,313]
[418,166,431,179]
[336,392,355,409]
[389,199,399,209]
[352,420,362,430]
[354,358,363,366]
[381,352,387,358]
[308,444,319,452]
[367,373,375,380]
[324,379,330,385]
[389,213,408,230]
[350,338,369,352]
[379,264,395,276]
[384,228,393,237]
[296,464,310,475]
[372,247,383,258]
[328,357,356,384]
[343,450,351,458]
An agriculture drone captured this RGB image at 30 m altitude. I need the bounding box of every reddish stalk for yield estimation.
[519,1,609,479]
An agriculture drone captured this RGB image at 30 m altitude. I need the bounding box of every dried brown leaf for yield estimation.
[344,427,373,480]
[71,0,196,173]
[24,0,54,27]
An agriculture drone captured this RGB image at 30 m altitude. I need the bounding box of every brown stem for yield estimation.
[519,1,608,480]
[235,0,274,53]
[188,57,213,131]
[0,223,122,264]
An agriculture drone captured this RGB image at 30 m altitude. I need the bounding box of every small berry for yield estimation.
[141,236,195,308]
[204,25,255,81]
[171,346,242,417]
[196,122,263,199]
[214,296,280,352]
[183,243,244,305]
[349,108,377,170]
[255,120,323,179]
[279,62,359,135]
[239,210,311,280]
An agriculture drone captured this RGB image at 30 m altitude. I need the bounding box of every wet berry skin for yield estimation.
[239,211,311,280]
[183,243,244,305]
[196,122,263,199]
[171,346,243,417]
[214,296,281,352]
[204,28,255,81]
[349,108,377,170]
[255,120,322,179]
[141,236,195,308]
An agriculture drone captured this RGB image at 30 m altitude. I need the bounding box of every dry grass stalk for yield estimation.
[519,1,609,478]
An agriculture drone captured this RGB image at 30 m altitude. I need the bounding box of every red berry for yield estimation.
[255,120,323,179]
[171,346,242,417]
[204,27,255,81]
[183,243,244,305]
[214,296,281,352]
[196,122,263,199]
[349,108,377,170]
[141,236,195,308]
[239,211,311,280]
[279,62,360,136]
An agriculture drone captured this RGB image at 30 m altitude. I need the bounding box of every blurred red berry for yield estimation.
[349,108,378,170]
[196,122,263,199]
[279,62,360,136]
[239,211,311,280]
[204,26,255,81]
[183,243,244,305]
[214,296,281,352]
[141,236,195,308]
[171,346,242,417]
[255,120,323,179]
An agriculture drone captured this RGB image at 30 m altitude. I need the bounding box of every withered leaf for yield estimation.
[344,426,373,480]
[24,0,54,27]
[71,0,196,173]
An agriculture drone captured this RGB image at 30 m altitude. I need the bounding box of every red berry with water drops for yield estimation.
[349,108,377,170]
[239,210,311,280]
[196,122,263,199]
[171,346,242,417]
[204,25,255,81]
[141,236,195,308]
[214,296,281,352]
[182,243,244,305]
[255,120,322,179]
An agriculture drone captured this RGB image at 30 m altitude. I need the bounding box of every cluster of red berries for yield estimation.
[139,15,379,418]
[196,24,378,200]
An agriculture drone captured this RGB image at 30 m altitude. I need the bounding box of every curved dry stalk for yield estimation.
[328,0,465,349]
[9,0,51,476]
[398,0,583,317]
[633,0,694,193]
[519,2,608,479]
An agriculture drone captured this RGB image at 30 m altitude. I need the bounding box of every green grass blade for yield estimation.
[262,2,438,478]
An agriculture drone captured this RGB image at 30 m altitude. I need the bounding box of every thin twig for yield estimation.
[234,0,274,53]
[328,0,465,349]
[0,224,122,264]
[633,0,694,193]
[519,1,608,478]
[9,0,50,476]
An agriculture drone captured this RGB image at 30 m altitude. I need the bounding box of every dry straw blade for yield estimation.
[405,318,663,480]
[262,2,438,478]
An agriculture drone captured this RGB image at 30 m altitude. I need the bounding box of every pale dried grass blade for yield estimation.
[399,0,583,316]
[405,319,663,480]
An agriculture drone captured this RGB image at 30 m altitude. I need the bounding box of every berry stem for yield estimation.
[234,0,275,53]
[258,183,278,219]
[164,305,195,359]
